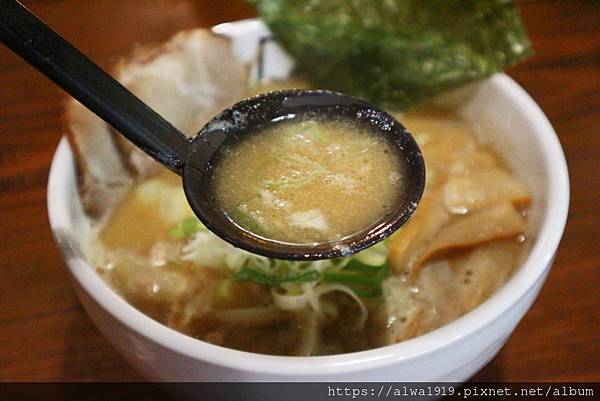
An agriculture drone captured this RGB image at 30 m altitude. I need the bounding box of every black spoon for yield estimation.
[0,0,425,260]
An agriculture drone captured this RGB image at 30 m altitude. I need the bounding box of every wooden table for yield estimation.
[1,0,598,386]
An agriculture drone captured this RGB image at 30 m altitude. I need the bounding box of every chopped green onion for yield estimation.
[234,267,319,287]
[169,217,203,239]
[233,258,389,298]
[350,286,383,299]
[323,260,390,298]
[172,212,391,298]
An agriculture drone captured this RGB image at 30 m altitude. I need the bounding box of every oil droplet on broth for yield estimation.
[211,117,406,244]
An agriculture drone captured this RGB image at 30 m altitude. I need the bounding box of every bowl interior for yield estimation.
[47,19,569,375]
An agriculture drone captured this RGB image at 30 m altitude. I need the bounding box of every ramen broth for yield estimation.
[94,92,531,356]
[212,118,405,244]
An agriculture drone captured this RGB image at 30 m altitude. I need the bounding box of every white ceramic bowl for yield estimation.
[47,20,569,382]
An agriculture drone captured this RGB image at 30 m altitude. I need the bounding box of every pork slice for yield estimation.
[65,29,248,217]
[64,98,130,218]
[113,29,248,177]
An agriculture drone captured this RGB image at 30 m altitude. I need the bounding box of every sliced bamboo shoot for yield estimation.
[444,169,531,214]
[411,203,526,278]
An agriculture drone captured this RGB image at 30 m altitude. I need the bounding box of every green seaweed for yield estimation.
[251,0,533,109]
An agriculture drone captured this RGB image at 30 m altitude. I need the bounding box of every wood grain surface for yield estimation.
[0,0,598,386]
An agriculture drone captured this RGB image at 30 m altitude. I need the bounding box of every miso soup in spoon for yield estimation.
[212,117,406,245]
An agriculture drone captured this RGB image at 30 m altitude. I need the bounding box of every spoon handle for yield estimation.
[0,0,190,173]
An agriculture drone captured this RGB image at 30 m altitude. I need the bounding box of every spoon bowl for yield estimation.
[184,89,425,259]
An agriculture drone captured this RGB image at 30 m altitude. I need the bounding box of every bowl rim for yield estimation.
[47,60,569,377]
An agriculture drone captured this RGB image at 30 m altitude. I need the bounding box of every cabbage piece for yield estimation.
[176,216,391,298]
[252,0,533,109]
[134,178,195,226]
[411,203,526,277]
